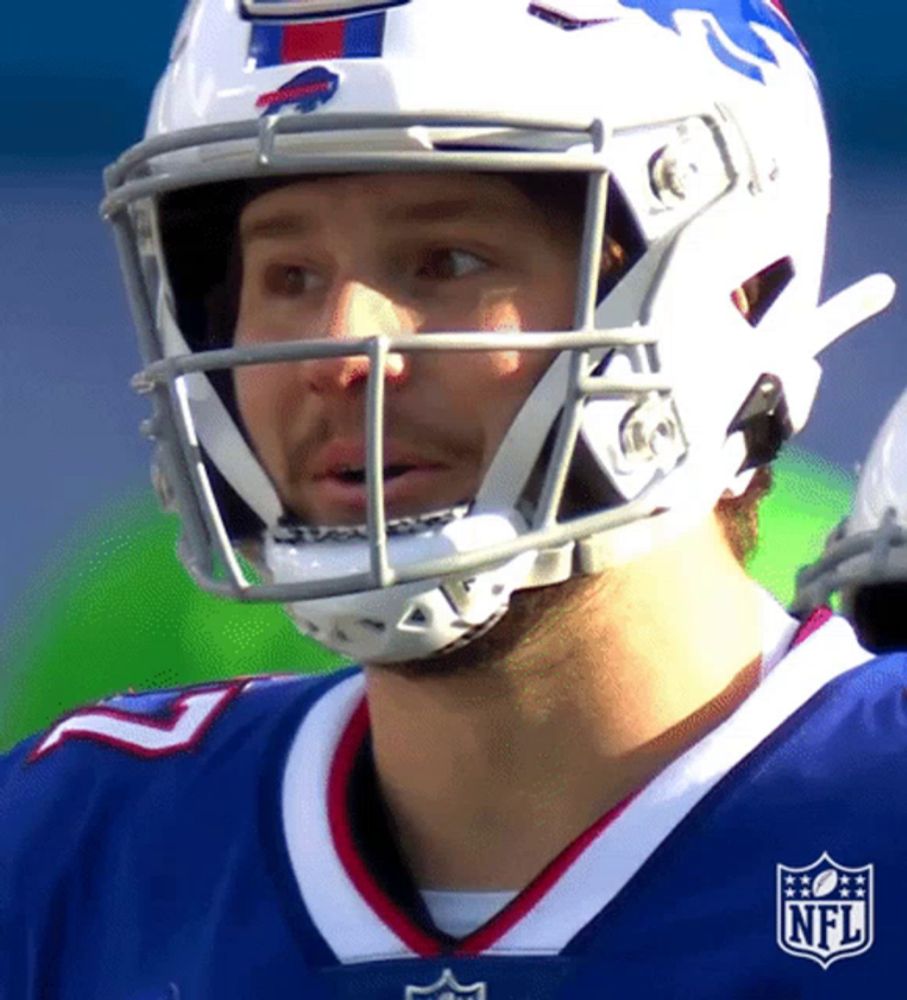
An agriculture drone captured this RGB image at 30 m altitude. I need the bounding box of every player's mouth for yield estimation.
[308,443,455,520]
[311,464,453,519]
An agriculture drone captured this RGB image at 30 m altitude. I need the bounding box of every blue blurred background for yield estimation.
[1,0,905,656]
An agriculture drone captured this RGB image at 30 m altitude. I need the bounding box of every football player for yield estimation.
[1,1,902,996]
[794,385,907,651]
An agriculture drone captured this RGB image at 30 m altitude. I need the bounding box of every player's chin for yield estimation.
[373,575,600,679]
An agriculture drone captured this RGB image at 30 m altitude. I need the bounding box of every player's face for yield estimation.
[234,172,580,526]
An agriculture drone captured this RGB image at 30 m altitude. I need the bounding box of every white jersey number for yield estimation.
[29,685,243,762]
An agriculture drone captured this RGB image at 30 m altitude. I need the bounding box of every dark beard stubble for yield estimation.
[373,572,606,681]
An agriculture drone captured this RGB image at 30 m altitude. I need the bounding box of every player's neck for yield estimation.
[364,512,764,893]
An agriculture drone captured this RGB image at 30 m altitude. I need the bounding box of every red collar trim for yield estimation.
[327,699,443,957]
[327,697,636,957]
[457,789,638,955]
[792,606,834,648]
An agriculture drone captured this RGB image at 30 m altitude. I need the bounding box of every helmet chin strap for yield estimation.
[764,272,897,435]
[806,273,896,358]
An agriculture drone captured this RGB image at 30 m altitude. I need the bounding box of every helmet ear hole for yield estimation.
[734,257,795,327]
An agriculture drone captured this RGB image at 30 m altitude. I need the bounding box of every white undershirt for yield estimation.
[420,889,519,939]
[419,588,801,938]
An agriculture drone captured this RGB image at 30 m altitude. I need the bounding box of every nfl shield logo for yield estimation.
[404,968,487,999]
[777,852,874,969]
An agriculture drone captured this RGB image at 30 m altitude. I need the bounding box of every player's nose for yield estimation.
[303,280,410,394]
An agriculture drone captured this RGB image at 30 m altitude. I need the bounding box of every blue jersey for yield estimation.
[1,613,905,998]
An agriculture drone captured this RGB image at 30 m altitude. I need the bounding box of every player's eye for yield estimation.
[264,263,324,297]
[416,248,488,282]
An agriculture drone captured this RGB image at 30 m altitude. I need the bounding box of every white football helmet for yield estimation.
[794,385,907,650]
[103,0,894,662]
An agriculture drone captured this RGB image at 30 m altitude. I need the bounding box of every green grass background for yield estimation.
[0,447,852,751]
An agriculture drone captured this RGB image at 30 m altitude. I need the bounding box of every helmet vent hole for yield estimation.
[402,606,431,630]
